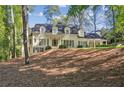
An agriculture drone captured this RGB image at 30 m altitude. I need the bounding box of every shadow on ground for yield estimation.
[0,48,124,87]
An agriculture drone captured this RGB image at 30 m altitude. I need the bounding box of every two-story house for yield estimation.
[28,23,107,54]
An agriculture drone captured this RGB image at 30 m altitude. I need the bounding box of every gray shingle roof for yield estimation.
[31,23,79,34]
[31,24,102,39]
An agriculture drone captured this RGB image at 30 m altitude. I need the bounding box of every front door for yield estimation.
[52,39,58,46]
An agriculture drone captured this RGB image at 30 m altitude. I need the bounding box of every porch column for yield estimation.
[45,39,47,46]
[105,40,107,45]
[49,38,52,47]
[75,40,78,48]
[58,37,61,47]
[100,41,103,45]
[87,40,89,47]
[60,37,62,45]
[93,40,96,48]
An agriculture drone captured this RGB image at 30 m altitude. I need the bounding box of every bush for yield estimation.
[96,44,109,47]
[16,46,22,57]
[77,45,83,48]
[59,45,67,49]
[45,46,52,50]
[96,44,116,48]
[111,43,117,46]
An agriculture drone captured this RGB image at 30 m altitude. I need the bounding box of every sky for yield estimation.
[28,5,110,33]
[29,5,69,27]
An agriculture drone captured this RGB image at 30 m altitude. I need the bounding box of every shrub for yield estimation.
[45,46,52,50]
[96,44,109,47]
[16,46,22,57]
[77,45,83,48]
[96,44,116,48]
[59,45,67,49]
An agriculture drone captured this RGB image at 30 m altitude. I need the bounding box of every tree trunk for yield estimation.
[22,5,29,65]
[112,6,115,32]
[10,6,16,58]
[78,11,84,29]
[111,6,116,43]
[93,13,96,33]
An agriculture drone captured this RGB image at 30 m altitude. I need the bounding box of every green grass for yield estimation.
[116,45,124,48]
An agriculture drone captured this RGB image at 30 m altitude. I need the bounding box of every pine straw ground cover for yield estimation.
[0,48,124,87]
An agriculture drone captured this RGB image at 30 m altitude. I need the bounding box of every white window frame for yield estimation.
[52,27,58,34]
[64,27,70,34]
[78,29,84,37]
[40,26,46,33]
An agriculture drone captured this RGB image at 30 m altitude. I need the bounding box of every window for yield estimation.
[52,27,58,34]
[29,39,32,44]
[63,40,74,47]
[70,40,74,47]
[40,26,46,33]
[39,39,42,46]
[33,47,35,53]
[65,27,70,34]
[61,40,64,45]
[47,39,49,46]
[39,39,46,46]
[103,41,106,44]
[39,47,44,52]
[83,41,87,47]
[96,42,100,46]
[34,38,36,43]
[52,39,58,46]
[78,41,83,46]
[33,47,44,53]
[65,30,70,34]
[78,29,84,37]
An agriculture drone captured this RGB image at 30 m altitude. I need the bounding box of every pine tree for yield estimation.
[22,5,30,64]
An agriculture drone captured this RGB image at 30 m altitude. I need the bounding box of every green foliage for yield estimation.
[96,44,116,48]
[104,6,124,43]
[67,5,89,28]
[77,45,83,48]
[0,6,11,61]
[116,45,124,48]
[45,46,52,50]
[59,45,67,49]
[96,44,110,47]
[16,45,22,57]
[43,5,60,23]
[67,5,89,17]
[114,6,124,42]
[51,15,68,25]
[0,5,23,61]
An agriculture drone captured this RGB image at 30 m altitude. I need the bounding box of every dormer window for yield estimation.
[40,26,46,33]
[52,27,58,34]
[64,27,70,34]
[78,28,84,37]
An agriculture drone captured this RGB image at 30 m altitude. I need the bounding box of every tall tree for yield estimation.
[43,5,60,23]
[83,5,100,33]
[0,6,11,61]
[92,5,100,32]
[103,6,116,43]
[111,6,116,32]
[67,5,89,28]
[103,5,124,43]
[114,6,124,42]
[51,15,68,25]
[10,6,16,58]
[22,5,29,64]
